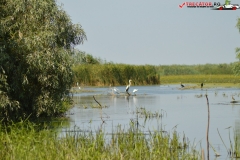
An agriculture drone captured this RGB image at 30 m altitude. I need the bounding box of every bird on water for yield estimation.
[126,80,132,95]
[133,89,138,95]
[201,83,203,88]
[180,82,185,88]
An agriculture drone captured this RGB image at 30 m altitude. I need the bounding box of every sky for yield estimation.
[57,0,240,65]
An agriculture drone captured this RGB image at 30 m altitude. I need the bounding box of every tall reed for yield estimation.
[73,64,160,86]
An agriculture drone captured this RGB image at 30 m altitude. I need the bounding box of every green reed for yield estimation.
[72,64,160,86]
[72,63,235,87]
[0,120,201,160]
[216,127,240,158]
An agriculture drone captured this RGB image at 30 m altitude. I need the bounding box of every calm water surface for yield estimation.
[65,85,240,159]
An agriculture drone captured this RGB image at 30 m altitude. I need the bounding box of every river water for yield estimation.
[64,85,240,159]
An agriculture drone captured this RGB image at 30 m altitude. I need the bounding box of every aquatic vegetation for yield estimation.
[136,107,165,119]
[195,94,203,98]
[209,142,221,157]
[217,128,240,158]
[77,103,108,109]
[0,120,200,160]
[90,103,108,109]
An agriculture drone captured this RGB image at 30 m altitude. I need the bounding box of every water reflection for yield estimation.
[66,85,240,160]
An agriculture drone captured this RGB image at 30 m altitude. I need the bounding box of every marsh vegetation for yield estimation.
[0,120,201,160]
[72,61,238,87]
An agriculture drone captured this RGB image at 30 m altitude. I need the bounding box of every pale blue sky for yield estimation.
[57,0,240,65]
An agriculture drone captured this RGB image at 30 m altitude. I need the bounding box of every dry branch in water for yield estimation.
[93,96,102,107]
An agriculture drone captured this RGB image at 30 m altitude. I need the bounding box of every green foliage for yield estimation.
[73,64,160,86]
[71,50,102,65]
[0,0,86,120]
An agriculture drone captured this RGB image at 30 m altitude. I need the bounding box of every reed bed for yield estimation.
[0,120,201,160]
[160,75,240,84]
[72,64,160,86]
[72,62,234,86]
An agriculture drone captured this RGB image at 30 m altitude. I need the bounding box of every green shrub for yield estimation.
[0,0,86,121]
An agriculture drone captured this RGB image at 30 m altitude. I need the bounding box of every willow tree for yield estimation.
[0,0,86,120]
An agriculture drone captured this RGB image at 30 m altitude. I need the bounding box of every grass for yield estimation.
[160,75,240,88]
[0,120,201,160]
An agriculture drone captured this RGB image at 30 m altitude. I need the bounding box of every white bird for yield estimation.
[126,80,132,95]
[113,87,120,94]
[133,89,138,95]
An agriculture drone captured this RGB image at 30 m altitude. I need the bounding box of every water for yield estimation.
[65,85,240,159]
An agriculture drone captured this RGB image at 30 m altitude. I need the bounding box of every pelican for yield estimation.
[133,89,138,95]
[126,80,132,95]
[180,82,185,88]
[108,84,120,95]
[113,87,120,94]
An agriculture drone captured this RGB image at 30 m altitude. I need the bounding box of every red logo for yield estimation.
[179,2,186,8]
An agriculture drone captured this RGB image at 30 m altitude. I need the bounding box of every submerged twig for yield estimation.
[93,96,102,108]
[93,96,105,125]
[205,94,210,160]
